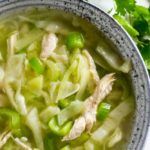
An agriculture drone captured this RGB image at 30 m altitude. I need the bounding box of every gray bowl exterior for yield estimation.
[0,0,149,150]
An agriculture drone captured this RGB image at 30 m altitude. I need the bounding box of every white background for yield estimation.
[84,0,150,150]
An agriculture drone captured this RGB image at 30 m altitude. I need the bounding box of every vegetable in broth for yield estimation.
[0,8,135,150]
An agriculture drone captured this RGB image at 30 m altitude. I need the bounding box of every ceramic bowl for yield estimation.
[0,0,149,150]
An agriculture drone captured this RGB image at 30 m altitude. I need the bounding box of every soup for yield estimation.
[0,8,135,150]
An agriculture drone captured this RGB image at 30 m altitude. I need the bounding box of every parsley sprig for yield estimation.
[114,0,150,69]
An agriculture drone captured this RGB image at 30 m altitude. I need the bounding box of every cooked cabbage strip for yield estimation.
[15,81,27,116]
[57,100,84,126]
[48,81,60,102]
[63,73,115,141]
[75,54,90,100]
[91,100,133,143]
[0,94,9,107]
[5,84,18,111]
[96,46,131,73]
[56,60,78,102]
[26,108,44,150]
[18,16,70,35]
[59,82,80,100]
[84,140,95,150]
[5,54,25,83]
[15,29,43,51]
[107,127,122,148]
[40,106,60,123]
[0,67,5,89]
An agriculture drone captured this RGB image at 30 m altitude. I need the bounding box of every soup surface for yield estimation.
[0,8,135,150]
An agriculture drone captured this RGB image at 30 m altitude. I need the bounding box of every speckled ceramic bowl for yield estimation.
[0,0,149,149]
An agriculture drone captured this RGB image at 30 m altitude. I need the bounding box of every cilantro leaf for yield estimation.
[114,0,150,70]
[133,17,149,36]
[114,15,139,37]
[115,0,136,15]
[140,41,150,69]
[135,5,150,22]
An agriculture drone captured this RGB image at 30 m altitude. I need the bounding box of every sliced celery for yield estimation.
[66,32,84,49]
[29,57,44,74]
[48,117,72,136]
[97,102,111,121]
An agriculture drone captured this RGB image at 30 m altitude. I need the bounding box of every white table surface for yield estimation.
[84,0,150,150]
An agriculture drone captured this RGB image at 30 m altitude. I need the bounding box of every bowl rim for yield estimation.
[0,0,150,149]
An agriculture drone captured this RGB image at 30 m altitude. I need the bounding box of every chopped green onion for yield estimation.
[29,57,44,74]
[48,117,72,136]
[97,102,111,121]
[66,32,84,49]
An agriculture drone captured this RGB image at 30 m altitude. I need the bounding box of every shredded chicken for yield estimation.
[0,131,12,148]
[7,31,18,58]
[62,73,115,141]
[0,131,32,150]
[83,50,100,85]
[40,33,58,59]
[50,52,68,64]
[12,137,32,150]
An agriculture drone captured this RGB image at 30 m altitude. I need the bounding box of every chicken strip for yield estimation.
[62,73,115,141]
[13,137,32,150]
[40,33,58,59]
[0,131,11,148]
[83,50,100,85]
